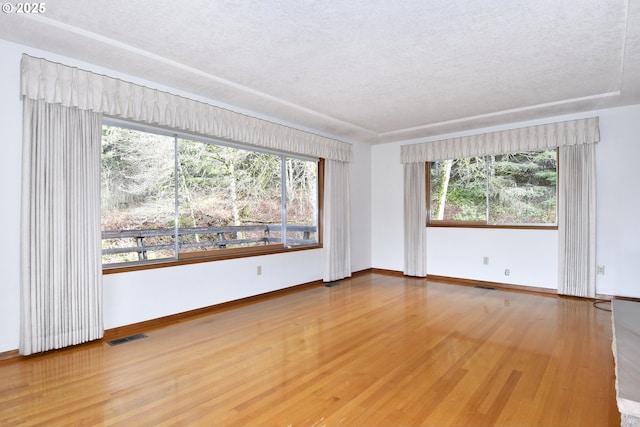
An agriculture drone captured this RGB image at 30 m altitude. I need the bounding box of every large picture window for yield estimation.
[101,123,320,267]
[428,149,557,227]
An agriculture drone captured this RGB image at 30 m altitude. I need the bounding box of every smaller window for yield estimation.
[428,149,557,227]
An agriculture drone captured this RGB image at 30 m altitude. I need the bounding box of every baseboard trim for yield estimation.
[369,269,558,297]
[0,349,19,363]
[370,269,561,297]
[350,268,375,277]
[604,295,640,303]
[370,268,405,277]
[0,279,324,363]
[425,274,558,297]
[104,279,324,340]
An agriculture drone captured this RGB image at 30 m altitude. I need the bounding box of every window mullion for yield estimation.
[174,134,180,259]
[485,155,490,225]
[281,155,287,247]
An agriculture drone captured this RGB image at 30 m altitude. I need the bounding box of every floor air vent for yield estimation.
[475,285,496,290]
[107,333,148,346]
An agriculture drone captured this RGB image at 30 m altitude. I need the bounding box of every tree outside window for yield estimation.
[428,149,557,226]
[101,124,319,266]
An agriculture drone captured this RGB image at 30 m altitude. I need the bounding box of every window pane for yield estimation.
[429,157,487,221]
[177,139,283,253]
[488,150,557,224]
[102,123,322,267]
[285,158,318,246]
[101,125,176,264]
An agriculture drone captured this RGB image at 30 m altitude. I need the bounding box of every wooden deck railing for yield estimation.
[102,224,317,261]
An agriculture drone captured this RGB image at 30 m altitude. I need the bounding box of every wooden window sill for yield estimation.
[102,244,322,275]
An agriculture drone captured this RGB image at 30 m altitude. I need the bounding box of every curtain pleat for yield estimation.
[401,117,599,163]
[403,163,427,277]
[557,143,596,298]
[20,99,103,355]
[323,159,351,282]
[21,54,352,162]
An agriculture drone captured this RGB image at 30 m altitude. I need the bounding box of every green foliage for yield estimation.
[430,149,557,224]
[101,125,318,234]
[101,126,175,212]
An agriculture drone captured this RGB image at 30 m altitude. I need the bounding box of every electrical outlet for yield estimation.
[483,256,489,265]
[597,265,605,275]
[504,269,510,276]
[257,265,262,276]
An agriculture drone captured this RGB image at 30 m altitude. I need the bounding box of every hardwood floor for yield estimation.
[0,273,619,426]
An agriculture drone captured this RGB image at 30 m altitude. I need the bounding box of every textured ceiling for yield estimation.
[1,0,638,144]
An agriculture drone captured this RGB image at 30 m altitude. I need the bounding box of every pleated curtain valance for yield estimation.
[20,54,353,162]
[400,117,600,163]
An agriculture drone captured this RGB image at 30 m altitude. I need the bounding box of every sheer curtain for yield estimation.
[20,99,103,355]
[403,162,427,276]
[323,159,351,282]
[557,142,597,297]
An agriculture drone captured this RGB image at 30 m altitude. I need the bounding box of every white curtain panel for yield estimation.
[401,116,599,296]
[401,117,599,163]
[323,159,351,282]
[403,162,427,277]
[20,99,103,355]
[557,143,597,298]
[20,54,352,163]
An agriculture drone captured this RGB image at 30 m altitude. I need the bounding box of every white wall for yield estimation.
[371,143,404,270]
[596,105,640,297]
[103,250,322,329]
[426,227,558,288]
[371,105,640,297]
[0,41,24,354]
[0,39,372,352]
[349,139,372,273]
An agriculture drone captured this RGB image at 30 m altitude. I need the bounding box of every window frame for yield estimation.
[425,148,559,230]
[101,118,324,274]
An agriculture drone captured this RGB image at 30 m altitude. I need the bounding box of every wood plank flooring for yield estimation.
[0,273,619,426]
